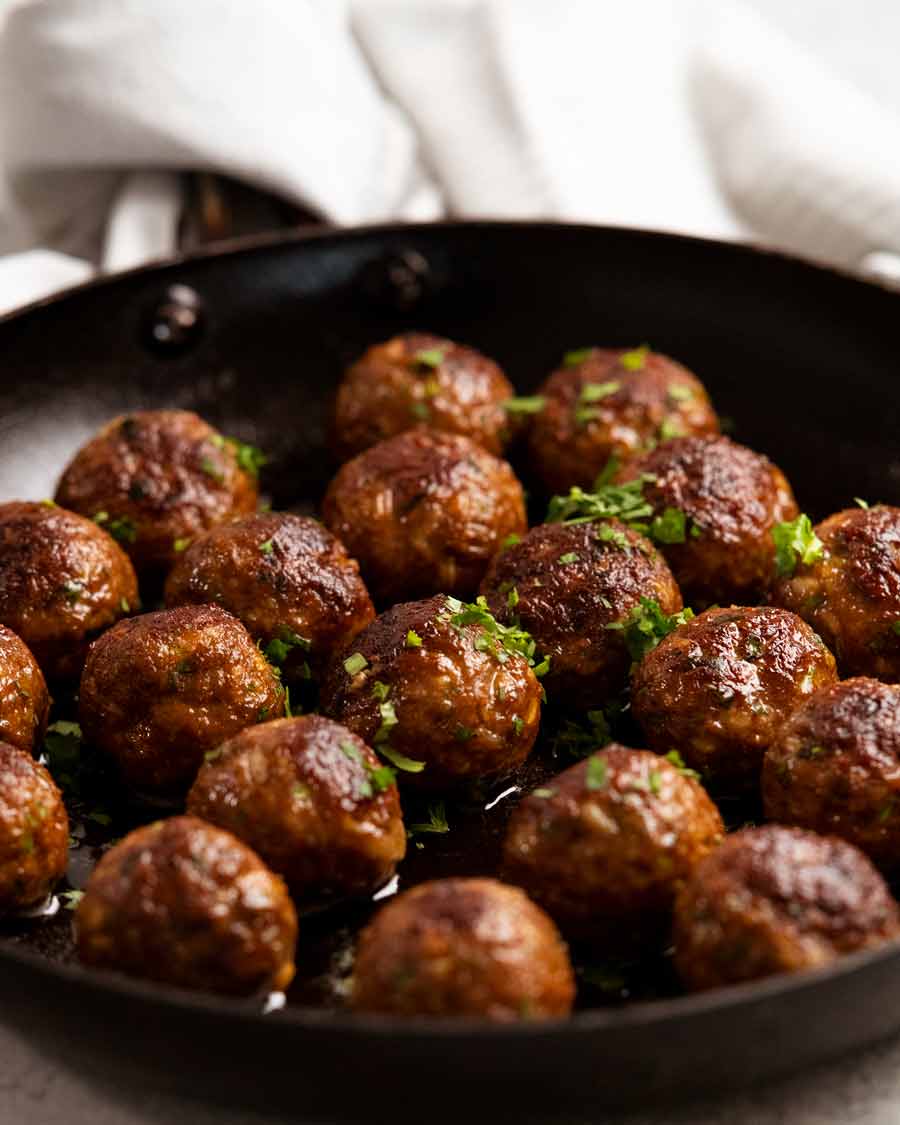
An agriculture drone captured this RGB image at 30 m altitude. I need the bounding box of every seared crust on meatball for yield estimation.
[0,626,50,755]
[79,605,284,795]
[770,506,900,679]
[480,520,682,709]
[187,716,405,904]
[502,745,724,946]
[673,825,900,991]
[632,606,837,792]
[763,678,900,869]
[0,502,138,681]
[55,410,259,574]
[320,595,542,789]
[76,816,297,995]
[352,877,575,1020]
[322,429,527,604]
[333,332,515,459]
[0,742,68,912]
[164,513,374,681]
[527,348,719,496]
[617,436,798,606]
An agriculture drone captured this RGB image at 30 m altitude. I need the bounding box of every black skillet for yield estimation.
[1,220,900,1123]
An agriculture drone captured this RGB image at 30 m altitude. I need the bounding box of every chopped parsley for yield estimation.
[546,476,654,527]
[340,740,396,798]
[454,724,474,742]
[658,417,685,441]
[648,769,662,795]
[230,439,267,478]
[443,595,548,677]
[772,514,824,577]
[667,383,694,402]
[596,524,630,550]
[405,629,423,648]
[507,586,519,610]
[620,345,649,371]
[500,533,521,551]
[855,497,870,509]
[343,652,368,676]
[575,380,620,424]
[606,597,695,662]
[173,537,191,553]
[371,680,392,702]
[649,507,687,544]
[503,396,546,414]
[532,787,556,799]
[374,700,399,744]
[410,402,430,421]
[412,347,446,369]
[61,581,83,605]
[409,801,449,835]
[559,552,580,565]
[512,717,525,735]
[378,745,426,773]
[586,755,608,790]
[200,456,225,483]
[259,538,275,556]
[59,889,84,910]
[665,749,700,780]
[93,511,137,544]
[263,628,311,667]
[563,348,594,367]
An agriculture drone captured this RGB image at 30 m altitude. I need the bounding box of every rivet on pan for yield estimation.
[356,248,434,313]
[143,284,205,355]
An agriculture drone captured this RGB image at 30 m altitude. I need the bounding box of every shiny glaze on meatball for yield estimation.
[632,606,837,792]
[502,745,724,947]
[79,605,284,795]
[76,816,297,995]
[164,513,374,681]
[770,505,900,679]
[763,678,900,869]
[352,877,575,1020]
[617,435,798,606]
[480,520,682,709]
[0,626,50,755]
[55,410,259,575]
[527,347,719,496]
[322,429,527,604]
[673,825,900,991]
[333,332,515,459]
[187,716,406,904]
[320,595,542,790]
[0,501,138,681]
[0,742,68,912]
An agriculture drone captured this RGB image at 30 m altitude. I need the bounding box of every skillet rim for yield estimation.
[2,217,900,1038]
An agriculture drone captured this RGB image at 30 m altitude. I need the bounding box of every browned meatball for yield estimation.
[673,826,900,991]
[480,520,682,709]
[55,410,259,575]
[632,606,837,792]
[617,436,798,606]
[79,605,284,795]
[763,679,900,869]
[0,502,138,680]
[527,347,719,496]
[187,716,405,904]
[0,626,50,755]
[770,506,900,679]
[502,745,724,947]
[333,332,516,459]
[352,877,575,1020]
[320,595,543,789]
[0,742,68,912]
[164,513,374,682]
[76,816,297,995]
[322,429,527,604]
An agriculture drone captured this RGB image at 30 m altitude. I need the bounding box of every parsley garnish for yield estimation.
[606,597,694,662]
[444,595,548,677]
[500,533,521,551]
[649,507,687,544]
[371,680,391,702]
[379,745,426,773]
[648,769,662,795]
[374,700,398,744]
[410,402,430,421]
[659,417,685,441]
[229,438,267,478]
[586,756,608,790]
[409,801,449,835]
[667,383,694,402]
[575,381,620,425]
[59,889,84,910]
[343,652,368,676]
[620,345,649,371]
[200,456,225,484]
[547,476,654,527]
[405,629,423,648]
[559,552,579,565]
[93,511,137,544]
[503,396,546,414]
[563,348,594,367]
[259,538,275,556]
[772,514,824,577]
[340,740,396,798]
[412,348,445,369]
[665,749,700,780]
[61,581,83,605]
[173,537,191,553]
[507,586,519,609]
[263,628,311,667]
[454,724,474,741]
[855,497,870,509]
[532,787,556,799]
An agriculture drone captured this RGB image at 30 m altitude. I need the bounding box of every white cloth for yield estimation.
[0,0,900,314]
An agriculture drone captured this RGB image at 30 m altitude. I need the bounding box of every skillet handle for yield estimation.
[178,173,326,250]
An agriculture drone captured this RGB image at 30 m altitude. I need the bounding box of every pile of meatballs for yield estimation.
[2,332,900,1022]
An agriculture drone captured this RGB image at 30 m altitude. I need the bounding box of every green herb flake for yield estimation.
[772,514,824,577]
[371,680,392,702]
[664,749,700,780]
[513,717,525,736]
[94,511,138,544]
[855,497,870,509]
[343,652,368,677]
[200,456,225,484]
[59,889,84,910]
[374,700,399,744]
[259,538,275,556]
[264,628,311,667]
[667,383,694,402]
[586,756,608,790]
[173,537,192,553]
[507,586,520,610]
[563,348,594,367]
[559,552,580,565]
[580,381,620,404]
[39,498,57,508]
[410,402,430,421]
[61,581,83,605]
[292,782,311,801]
[369,765,397,793]
[620,345,649,371]
[648,770,662,796]
[500,533,521,551]
[379,745,426,773]
[405,629,423,648]
[532,787,556,799]
[120,597,131,613]
[596,524,630,551]
[454,724,475,742]
[225,437,267,478]
[340,740,364,765]
[503,396,546,414]
[412,348,446,370]
[546,475,654,528]
[606,597,695,662]
[649,507,687,545]
[659,417,685,442]
[409,801,449,835]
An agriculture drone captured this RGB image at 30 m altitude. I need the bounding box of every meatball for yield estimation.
[76,816,297,995]
[632,606,837,792]
[0,626,50,755]
[164,513,374,682]
[55,410,259,575]
[770,505,900,680]
[0,501,138,681]
[763,678,900,869]
[617,435,798,606]
[352,877,575,1020]
[79,605,284,795]
[527,347,719,496]
[480,520,682,709]
[673,825,900,991]
[502,745,724,946]
[320,595,543,789]
[0,742,68,912]
[322,429,526,604]
[187,716,405,904]
[333,332,516,459]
